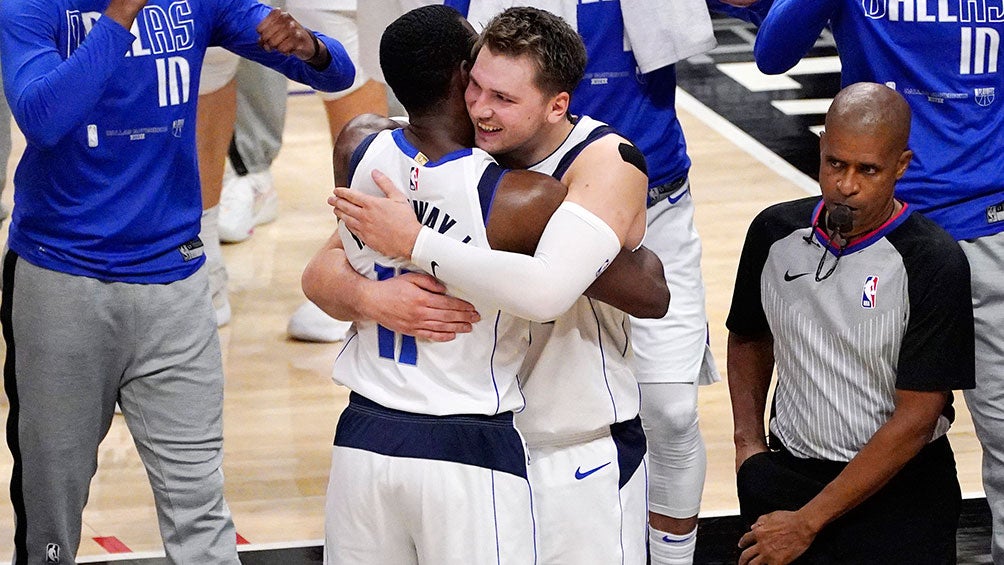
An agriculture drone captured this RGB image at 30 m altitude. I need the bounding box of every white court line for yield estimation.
[675,88,819,196]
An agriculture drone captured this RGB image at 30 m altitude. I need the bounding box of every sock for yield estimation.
[649,526,697,565]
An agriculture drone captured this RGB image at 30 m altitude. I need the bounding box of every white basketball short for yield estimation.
[527,417,648,565]
[631,178,720,385]
[198,47,239,96]
[324,394,536,564]
[285,3,369,99]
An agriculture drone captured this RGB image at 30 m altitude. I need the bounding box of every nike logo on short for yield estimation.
[431,261,440,278]
[783,270,810,282]
[574,462,611,480]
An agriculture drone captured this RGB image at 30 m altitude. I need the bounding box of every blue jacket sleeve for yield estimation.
[753,0,836,74]
[706,0,773,26]
[0,2,136,148]
[209,0,355,93]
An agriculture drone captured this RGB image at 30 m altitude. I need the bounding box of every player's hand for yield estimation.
[738,511,815,565]
[257,8,326,63]
[363,272,480,342]
[330,170,420,261]
[104,0,149,29]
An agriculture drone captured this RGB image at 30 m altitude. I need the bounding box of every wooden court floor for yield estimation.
[0,91,986,560]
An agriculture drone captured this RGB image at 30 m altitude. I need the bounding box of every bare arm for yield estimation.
[738,389,949,565]
[301,231,480,341]
[584,246,669,319]
[728,331,774,470]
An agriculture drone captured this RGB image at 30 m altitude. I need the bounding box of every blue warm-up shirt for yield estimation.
[0,0,354,282]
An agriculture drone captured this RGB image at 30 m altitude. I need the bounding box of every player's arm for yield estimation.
[0,0,143,147]
[561,135,649,250]
[738,389,948,565]
[753,0,837,74]
[583,246,669,319]
[486,170,668,318]
[210,1,354,93]
[301,231,480,342]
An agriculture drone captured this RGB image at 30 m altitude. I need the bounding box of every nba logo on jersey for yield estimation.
[46,543,60,563]
[861,276,879,309]
[409,166,420,191]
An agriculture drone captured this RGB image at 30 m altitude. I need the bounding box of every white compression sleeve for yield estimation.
[411,201,621,322]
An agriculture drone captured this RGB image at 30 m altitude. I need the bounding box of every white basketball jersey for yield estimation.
[334,129,530,416]
[515,116,641,446]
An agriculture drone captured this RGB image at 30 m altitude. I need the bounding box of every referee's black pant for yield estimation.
[737,435,960,564]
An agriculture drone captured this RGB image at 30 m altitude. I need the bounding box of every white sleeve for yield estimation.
[411,202,621,322]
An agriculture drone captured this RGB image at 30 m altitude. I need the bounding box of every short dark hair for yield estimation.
[474,6,586,97]
[380,5,475,115]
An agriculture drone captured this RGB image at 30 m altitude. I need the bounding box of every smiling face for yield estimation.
[465,47,570,168]
[818,122,912,238]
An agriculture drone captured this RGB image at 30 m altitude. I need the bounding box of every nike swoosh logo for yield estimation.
[430,261,440,278]
[661,535,690,544]
[574,462,611,480]
[783,270,811,282]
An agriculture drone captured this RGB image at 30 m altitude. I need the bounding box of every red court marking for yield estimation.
[93,536,131,553]
[236,533,250,545]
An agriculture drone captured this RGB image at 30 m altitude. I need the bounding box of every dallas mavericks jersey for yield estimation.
[334,129,530,416]
[515,116,641,446]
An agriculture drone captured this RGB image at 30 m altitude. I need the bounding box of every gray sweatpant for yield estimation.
[1,253,238,565]
[232,59,287,174]
[959,229,1004,561]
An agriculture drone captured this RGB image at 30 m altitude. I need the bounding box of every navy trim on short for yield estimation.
[335,393,528,479]
[611,415,646,489]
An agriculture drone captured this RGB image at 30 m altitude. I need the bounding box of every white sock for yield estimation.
[649,526,697,565]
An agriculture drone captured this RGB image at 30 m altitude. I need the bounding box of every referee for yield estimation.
[727,83,974,564]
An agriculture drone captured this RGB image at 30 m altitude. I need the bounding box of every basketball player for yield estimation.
[305,6,667,563]
[0,0,353,561]
[332,8,656,563]
[444,3,768,561]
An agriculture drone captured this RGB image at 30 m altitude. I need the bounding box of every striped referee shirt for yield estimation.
[727,197,975,462]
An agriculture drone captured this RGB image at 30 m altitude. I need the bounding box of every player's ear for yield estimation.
[546,91,570,124]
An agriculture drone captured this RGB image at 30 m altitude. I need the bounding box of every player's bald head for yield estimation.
[825,82,911,152]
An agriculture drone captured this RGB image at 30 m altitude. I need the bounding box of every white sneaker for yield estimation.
[218,170,278,243]
[287,301,352,343]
